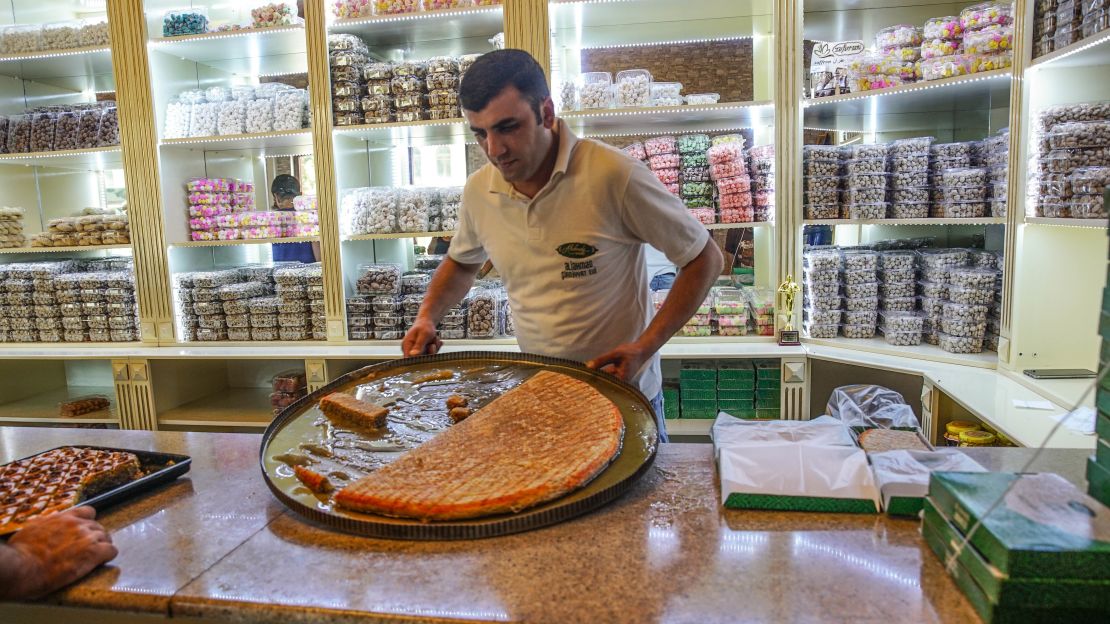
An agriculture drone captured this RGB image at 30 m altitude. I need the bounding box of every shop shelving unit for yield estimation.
[141,1,320,345]
[0,0,1104,439]
[0,0,142,354]
[1008,3,1110,396]
[795,0,1015,368]
[0,358,119,427]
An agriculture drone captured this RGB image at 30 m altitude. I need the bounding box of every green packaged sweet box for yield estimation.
[923,499,1110,611]
[928,472,1110,580]
[717,361,754,383]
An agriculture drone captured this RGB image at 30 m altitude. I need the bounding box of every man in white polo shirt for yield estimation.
[403,50,723,440]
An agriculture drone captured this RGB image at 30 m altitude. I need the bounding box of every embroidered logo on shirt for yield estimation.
[557,243,598,280]
[556,243,598,259]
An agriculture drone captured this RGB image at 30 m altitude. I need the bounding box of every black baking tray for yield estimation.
[1,445,191,536]
[260,351,659,540]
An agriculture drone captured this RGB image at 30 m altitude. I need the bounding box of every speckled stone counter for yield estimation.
[0,429,1093,623]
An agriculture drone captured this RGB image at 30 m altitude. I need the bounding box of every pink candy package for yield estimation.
[688,208,715,224]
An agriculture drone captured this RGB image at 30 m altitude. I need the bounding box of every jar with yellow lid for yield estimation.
[958,430,997,447]
[944,420,981,446]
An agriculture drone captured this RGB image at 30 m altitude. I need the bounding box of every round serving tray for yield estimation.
[259,351,658,540]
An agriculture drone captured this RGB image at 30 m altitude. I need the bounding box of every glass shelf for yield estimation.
[147,25,308,76]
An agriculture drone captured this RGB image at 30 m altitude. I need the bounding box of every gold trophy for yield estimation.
[777,275,801,345]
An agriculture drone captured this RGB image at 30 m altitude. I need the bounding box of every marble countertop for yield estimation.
[0,429,1093,623]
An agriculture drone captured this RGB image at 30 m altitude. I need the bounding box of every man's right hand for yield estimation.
[402,318,443,357]
[6,506,117,600]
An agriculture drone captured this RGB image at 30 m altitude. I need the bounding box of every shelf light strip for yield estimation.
[580,35,753,51]
[0,147,121,161]
[330,6,499,28]
[565,103,771,120]
[162,131,310,146]
[0,45,110,62]
[581,125,759,139]
[148,25,304,46]
[802,71,1010,108]
[1030,31,1110,70]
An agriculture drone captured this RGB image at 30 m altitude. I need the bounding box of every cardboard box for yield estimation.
[754,359,780,381]
[717,361,754,383]
[717,387,755,401]
[923,499,1110,610]
[1088,456,1110,507]
[921,517,1110,622]
[680,362,716,382]
[929,472,1110,580]
[681,399,717,419]
[717,379,755,391]
[681,388,717,402]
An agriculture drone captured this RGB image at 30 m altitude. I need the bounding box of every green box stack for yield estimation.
[753,359,780,419]
[680,362,717,419]
[922,472,1110,622]
[1095,263,1110,506]
[717,361,755,418]
[662,384,680,420]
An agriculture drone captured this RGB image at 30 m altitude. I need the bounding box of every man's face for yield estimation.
[275,194,295,209]
[465,86,555,183]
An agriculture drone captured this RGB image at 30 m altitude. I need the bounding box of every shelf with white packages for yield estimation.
[803,336,997,370]
[160,129,314,152]
[0,146,123,171]
[1029,30,1110,71]
[0,45,113,82]
[328,5,504,48]
[1024,217,1110,229]
[147,25,307,76]
[802,70,1012,131]
[804,217,1007,227]
[560,101,774,137]
[170,236,319,249]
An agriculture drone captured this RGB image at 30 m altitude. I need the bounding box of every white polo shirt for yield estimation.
[448,120,710,398]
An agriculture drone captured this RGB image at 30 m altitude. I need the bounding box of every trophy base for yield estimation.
[778,330,800,346]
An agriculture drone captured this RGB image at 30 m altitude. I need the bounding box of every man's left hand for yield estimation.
[587,342,650,383]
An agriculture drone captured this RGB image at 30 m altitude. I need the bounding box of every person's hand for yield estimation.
[587,342,650,383]
[402,318,443,357]
[7,507,117,600]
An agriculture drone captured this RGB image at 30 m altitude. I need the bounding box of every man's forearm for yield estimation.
[416,257,482,325]
[637,240,724,353]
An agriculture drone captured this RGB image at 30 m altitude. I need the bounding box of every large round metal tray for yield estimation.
[260,351,658,540]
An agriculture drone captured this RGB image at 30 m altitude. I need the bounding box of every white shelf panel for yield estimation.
[329,6,504,48]
[562,101,774,137]
[1029,31,1110,71]
[0,343,141,359]
[1025,217,1109,229]
[0,385,117,424]
[158,387,274,429]
[171,236,318,248]
[804,336,997,369]
[148,26,307,75]
[0,46,112,81]
[161,129,313,152]
[804,218,1006,226]
[803,70,1012,131]
[344,230,455,241]
[0,244,131,255]
[0,146,122,171]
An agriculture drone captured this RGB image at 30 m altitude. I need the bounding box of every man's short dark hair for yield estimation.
[459,49,550,123]
[271,174,300,198]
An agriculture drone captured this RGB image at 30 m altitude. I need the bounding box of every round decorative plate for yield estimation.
[260,351,658,540]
